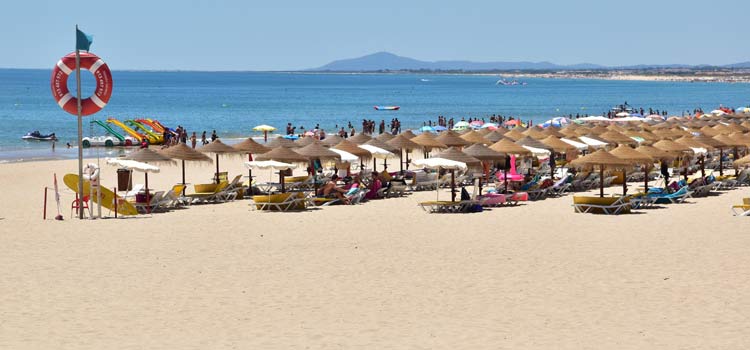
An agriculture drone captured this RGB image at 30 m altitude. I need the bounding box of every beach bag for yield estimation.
[461,188,471,201]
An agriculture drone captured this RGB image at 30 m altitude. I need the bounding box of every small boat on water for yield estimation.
[495,79,527,86]
[374,106,400,111]
[22,131,57,141]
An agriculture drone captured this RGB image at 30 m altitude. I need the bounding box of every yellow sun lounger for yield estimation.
[731,198,750,216]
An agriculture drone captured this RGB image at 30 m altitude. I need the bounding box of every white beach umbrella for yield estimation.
[521,145,551,156]
[560,138,588,151]
[411,158,467,202]
[578,136,609,148]
[330,149,358,163]
[244,160,297,171]
[578,116,611,122]
[106,158,161,173]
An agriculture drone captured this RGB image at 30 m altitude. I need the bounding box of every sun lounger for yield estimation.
[419,200,477,213]
[478,193,507,207]
[731,198,750,216]
[647,186,692,204]
[252,192,306,211]
[132,191,165,214]
[573,195,631,215]
[186,181,229,204]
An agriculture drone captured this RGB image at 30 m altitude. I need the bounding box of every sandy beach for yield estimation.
[1,156,749,349]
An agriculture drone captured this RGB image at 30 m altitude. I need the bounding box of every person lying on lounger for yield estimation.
[318,174,350,204]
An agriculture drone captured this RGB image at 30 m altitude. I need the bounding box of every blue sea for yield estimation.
[2,69,750,161]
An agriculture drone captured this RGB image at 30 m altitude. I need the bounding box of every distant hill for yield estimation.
[310,51,749,72]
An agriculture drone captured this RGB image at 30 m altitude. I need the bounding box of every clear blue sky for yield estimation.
[2,0,748,70]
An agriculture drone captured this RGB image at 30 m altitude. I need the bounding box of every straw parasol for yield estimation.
[542,127,565,138]
[321,134,344,147]
[387,134,420,172]
[540,135,576,153]
[460,130,491,145]
[252,124,276,142]
[484,130,506,143]
[199,139,242,184]
[125,148,176,212]
[333,139,372,169]
[610,144,654,194]
[490,138,533,192]
[295,141,342,192]
[502,128,525,141]
[159,143,213,195]
[411,132,447,158]
[569,149,629,197]
[463,143,505,190]
[399,130,417,139]
[265,136,298,148]
[365,138,398,170]
[376,132,396,142]
[598,130,636,145]
[233,137,271,182]
[589,125,609,135]
[348,133,372,145]
[652,139,694,182]
[255,147,308,192]
[294,136,317,147]
[436,130,472,148]
[434,147,481,166]
[515,136,550,150]
[522,127,547,140]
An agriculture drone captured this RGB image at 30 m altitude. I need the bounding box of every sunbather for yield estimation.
[318,174,349,204]
[365,171,383,200]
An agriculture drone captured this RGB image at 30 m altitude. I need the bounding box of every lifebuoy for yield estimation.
[51,52,113,116]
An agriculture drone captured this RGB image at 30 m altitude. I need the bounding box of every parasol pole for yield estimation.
[215,154,220,184]
[719,148,723,176]
[181,159,186,195]
[75,25,84,219]
[451,169,456,202]
[248,153,253,187]
[599,164,604,198]
[644,163,649,192]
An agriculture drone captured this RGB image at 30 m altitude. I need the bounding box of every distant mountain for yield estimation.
[312,52,605,71]
[310,52,749,72]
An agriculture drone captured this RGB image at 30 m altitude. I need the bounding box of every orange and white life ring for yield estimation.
[51,52,113,116]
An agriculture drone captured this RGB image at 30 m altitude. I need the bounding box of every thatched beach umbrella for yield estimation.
[159,143,213,195]
[265,136,298,148]
[255,147,308,192]
[522,127,546,140]
[464,143,505,190]
[734,154,750,166]
[295,141,341,192]
[233,137,271,183]
[376,132,396,142]
[125,148,176,212]
[569,149,629,197]
[652,139,693,182]
[484,130,506,143]
[411,132,447,158]
[365,138,398,170]
[490,138,532,193]
[436,130,472,148]
[333,139,371,170]
[294,136,317,147]
[609,145,653,195]
[599,130,637,145]
[502,128,525,141]
[387,134,420,172]
[348,133,372,145]
[434,147,480,200]
[321,134,344,147]
[714,134,746,175]
[460,130,491,145]
[634,145,673,190]
[399,130,417,139]
[199,139,242,184]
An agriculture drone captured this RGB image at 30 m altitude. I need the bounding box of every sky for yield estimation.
[2,0,749,71]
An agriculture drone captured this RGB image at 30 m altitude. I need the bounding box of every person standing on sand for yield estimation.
[211,130,217,142]
[190,132,197,148]
[201,131,207,145]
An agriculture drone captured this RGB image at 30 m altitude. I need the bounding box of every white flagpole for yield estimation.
[75,25,84,219]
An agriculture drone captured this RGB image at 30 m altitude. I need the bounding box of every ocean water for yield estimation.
[2,68,750,160]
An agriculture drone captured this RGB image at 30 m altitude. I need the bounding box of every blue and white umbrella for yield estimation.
[434,125,448,131]
[540,117,571,128]
[420,125,436,133]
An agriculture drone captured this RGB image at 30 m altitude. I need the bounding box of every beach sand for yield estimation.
[1,157,749,349]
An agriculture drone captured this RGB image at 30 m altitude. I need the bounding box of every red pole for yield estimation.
[43,187,48,220]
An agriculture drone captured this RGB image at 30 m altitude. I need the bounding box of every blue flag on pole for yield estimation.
[76,27,93,52]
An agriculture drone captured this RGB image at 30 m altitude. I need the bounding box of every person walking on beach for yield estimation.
[190,132,197,148]
[201,131,207,145]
